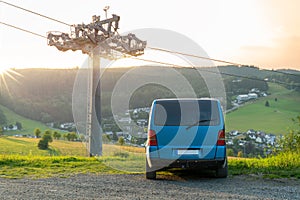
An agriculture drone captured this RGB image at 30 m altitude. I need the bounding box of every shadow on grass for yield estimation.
[47,148,60,156]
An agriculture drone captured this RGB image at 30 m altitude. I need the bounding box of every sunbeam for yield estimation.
[0,67,23,96]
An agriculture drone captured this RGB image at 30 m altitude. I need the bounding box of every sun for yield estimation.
[0,67,22,94]
[0,67,10,75]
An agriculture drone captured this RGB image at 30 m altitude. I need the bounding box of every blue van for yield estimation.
[145,98,227,179]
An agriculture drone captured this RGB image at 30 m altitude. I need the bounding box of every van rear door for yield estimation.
[151,99,223,160]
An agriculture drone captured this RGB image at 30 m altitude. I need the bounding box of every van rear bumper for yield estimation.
[148,158,226,171]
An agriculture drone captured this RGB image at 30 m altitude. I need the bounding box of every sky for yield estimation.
[1,0,300,70]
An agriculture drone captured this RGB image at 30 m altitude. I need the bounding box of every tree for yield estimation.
[43,130,53,143]
[130,136,138,144]
[265,100,270,107]
[38,130,53,150]
[66,132,77,141]
[237,151,243,158]
[227,148,234,156]
[118,137,125,146]
[63,133,68,140]
[53,131,61,140]
[38,139,49,150]
[34,128,41,138]
[70,132,78,141]
[16,122,22,130]
[279,116,300,152]
[79,134,85,142]
[102,134,110,144]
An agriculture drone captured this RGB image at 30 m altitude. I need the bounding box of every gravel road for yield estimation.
[0,173,299,200]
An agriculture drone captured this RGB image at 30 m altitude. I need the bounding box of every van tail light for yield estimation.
[147,129,157,146]
[217,130,226,146]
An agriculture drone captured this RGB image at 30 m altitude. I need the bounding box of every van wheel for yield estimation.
[216,159,228,178]
[146,160,156,180]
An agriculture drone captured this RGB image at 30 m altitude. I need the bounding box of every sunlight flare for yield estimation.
[0,67,23,95]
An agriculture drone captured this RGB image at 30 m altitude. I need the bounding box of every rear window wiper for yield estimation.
[186,119,214,130]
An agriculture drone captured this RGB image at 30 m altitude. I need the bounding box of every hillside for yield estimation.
[226,83,300,134]
[0,136,87,156]
[0,104,52,135]
[0,68,76,123]
[0,136,145,157]
[0,66,278,121]
[0,66,299,135]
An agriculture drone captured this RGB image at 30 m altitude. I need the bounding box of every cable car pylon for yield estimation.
[47,12,146,156]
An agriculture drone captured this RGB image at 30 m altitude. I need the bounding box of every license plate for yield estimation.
[177,149,200,155]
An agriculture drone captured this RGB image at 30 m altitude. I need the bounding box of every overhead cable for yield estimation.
[0,21,46,38]
[1,1,71,26]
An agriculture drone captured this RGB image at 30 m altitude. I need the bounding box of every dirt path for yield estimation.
[0,174,299,199]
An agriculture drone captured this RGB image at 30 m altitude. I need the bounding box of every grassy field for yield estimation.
[0,104,52,135]
[0,155,121,179]
[0,136,144,157]
[0,136,145,175]
[226,83,300,134]
[0,136,300,179]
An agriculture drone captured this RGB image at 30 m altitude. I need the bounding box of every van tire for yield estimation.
[146,160,156,180]
[216,159,228,178]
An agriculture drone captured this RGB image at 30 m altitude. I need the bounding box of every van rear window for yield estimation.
[154,100,220,126]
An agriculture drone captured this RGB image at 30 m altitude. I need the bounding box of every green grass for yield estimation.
[0,155,121,179]
[226,83,300,134]
[1,151,299,179]
[0,136,146,177]
[0,137,58,156]
[0,104,52,135]
[229,151,300,179]
[0,136,299,179]
[0,136,145,157]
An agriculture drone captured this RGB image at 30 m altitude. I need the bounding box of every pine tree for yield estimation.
[265,100,270,107]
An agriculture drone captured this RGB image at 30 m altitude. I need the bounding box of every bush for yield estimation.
[265,100,270,107]
[118,137,125,146]
[279,116,300,152]
[37,130,53,150]
[34,128,41,138]
[43,130,53,143]
[237,151,243,158]
[53,131,61,140]
[65,132,77,141]
[38,139,49,150]
[227,148,234,156]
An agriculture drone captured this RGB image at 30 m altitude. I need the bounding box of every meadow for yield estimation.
[0,104,52,135]
[0,136,145,177]
[0,136,299,179]
[226,83,300,134]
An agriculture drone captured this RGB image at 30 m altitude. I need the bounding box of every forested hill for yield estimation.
[0,66,298,123]
[0,68,77,123]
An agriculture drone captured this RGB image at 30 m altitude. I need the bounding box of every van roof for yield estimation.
[154,98,220,102]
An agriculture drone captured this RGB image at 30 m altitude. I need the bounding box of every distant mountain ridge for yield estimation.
[0,66,298,123]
